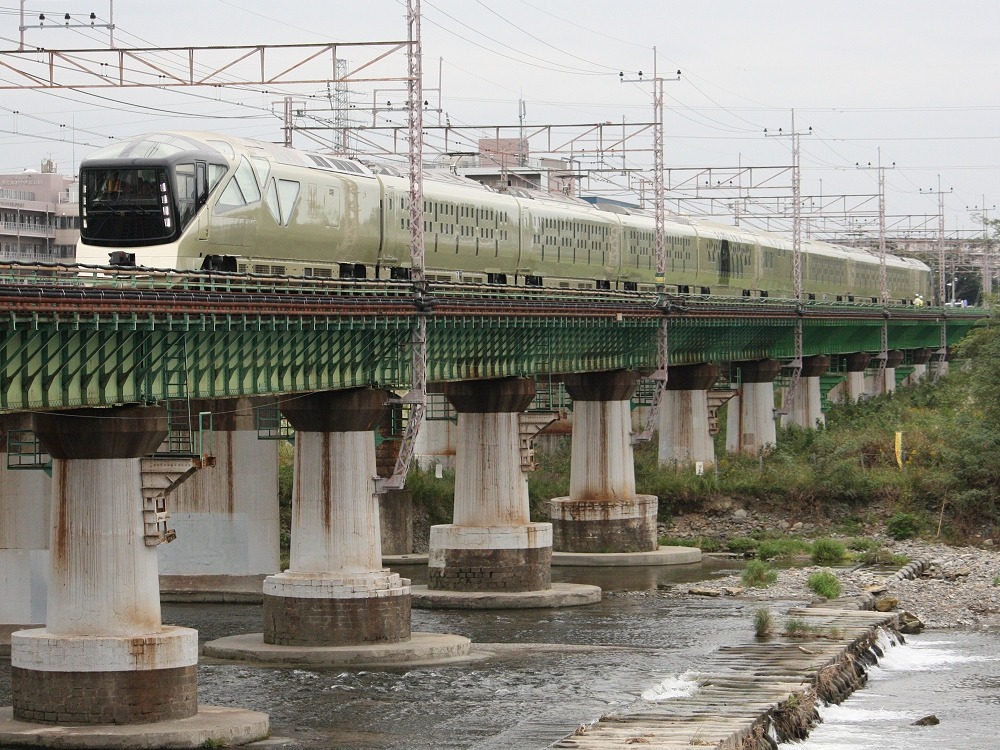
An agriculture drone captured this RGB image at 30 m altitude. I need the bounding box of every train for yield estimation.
[75,130,931,303]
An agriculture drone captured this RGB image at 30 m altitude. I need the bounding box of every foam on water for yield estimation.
[640,670,700,702]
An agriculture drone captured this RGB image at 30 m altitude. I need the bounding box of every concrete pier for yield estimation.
[882,349,905,395]
[0,416,50,644]
[159,397,279,587]
[781,355,830,429]
[429,378,551,591]
[907,347,932,385]
[204,388,474,665]
[418,377,600,608]
[844,352,870,403]
[550,370,657,553]
[413,406,458,472]
[265,389,409,647]
[657,363,719,469]
[726,359,781,455]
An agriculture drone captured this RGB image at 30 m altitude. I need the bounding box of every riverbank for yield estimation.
[645,539,1000,629]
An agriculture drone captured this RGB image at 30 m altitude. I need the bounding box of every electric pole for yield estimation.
[621,52,680,444]
[765,112,811,417]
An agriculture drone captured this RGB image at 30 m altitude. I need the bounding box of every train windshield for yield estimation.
[80,166,175,245]
[80,161,220,247]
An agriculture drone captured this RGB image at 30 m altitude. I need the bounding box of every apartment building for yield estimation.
[0,160,79,262]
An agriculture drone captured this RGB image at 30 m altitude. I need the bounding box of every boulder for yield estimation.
[688,587,722,597]
[874,596,899,612]
[913,715,940,726]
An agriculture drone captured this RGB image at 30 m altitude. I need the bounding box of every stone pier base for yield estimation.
[549,495,658,553]
[262,571,411,647]
[428,523,552,592]
[11,627,198,725]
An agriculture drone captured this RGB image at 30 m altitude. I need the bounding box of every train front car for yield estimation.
[77,133,230,270]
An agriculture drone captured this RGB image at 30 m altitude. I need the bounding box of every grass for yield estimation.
[784,617,843,639]
[758,536,810,560]
[753,607,774,638]
[807,570,843,599]
[811,538,847,564]
[994,576,1000,587]
[741,560,778,588]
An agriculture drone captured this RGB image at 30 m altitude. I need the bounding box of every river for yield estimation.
[1,561,997,749]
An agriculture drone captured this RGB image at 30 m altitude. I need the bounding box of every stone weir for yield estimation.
[552,598,909,749]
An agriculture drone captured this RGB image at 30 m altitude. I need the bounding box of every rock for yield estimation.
[688,587,722,597]
[913,715,940,726]
[723,587,745,596]
[982,539,995,547]
[899,610,924,634]
[791,522,804,532]
[733,509,749,520]
[778,520,790,530]
[874,596,899,612]
[864,584,889,595]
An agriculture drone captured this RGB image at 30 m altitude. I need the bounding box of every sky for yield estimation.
[1,0,998,240]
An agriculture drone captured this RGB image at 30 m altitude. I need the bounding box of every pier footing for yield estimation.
[203,631,478,668]
[0,705,269,749]
[410,582,601,609]
[552,545,702,567]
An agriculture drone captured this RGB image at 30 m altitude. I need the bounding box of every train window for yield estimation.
[276,180,300,226]
[249,156,271,186]
[265,178,281,224]
[215,158,261,214]
[208,164,227,191]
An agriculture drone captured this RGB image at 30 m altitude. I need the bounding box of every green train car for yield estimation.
[76,131,930,303]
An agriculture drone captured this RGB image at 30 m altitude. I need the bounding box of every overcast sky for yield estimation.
[2,0,998,238]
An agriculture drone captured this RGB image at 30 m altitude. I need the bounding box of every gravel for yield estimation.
[657,539,1000,629]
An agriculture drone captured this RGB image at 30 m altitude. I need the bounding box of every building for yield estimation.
[0,160,79,262]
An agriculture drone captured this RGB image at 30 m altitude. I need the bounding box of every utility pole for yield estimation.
[857,153,895,395]
[920,178,952,306]
[965,197,995,301]
[765,112,811,418]
[379,0,427,493]
[621,51,680,444]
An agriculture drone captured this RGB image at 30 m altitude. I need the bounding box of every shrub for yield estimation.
[741,560,778,588]
[807,570,843,599]
[758,537,810,560]
[811,538,847,565]
[886,511,921,540]
[726,537,760,555]
[753,607,774,638]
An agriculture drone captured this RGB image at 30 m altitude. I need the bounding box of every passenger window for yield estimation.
[214,157,260,214]
[276,180,300,226]
[265,178,281,224]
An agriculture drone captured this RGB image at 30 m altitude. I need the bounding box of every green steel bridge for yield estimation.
[0,263,985,415]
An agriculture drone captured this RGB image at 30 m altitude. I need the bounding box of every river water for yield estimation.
[1,561,998,749]
[778,629,1000,750]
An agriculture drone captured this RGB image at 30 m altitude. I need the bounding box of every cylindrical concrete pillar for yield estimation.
[844,352,870,403]
[264,388,410,647]
[0,416,50,629]
[12,406,199,726]
[550,370,657,553]
[429,378,552,592]
[158,397,279,579]
[882,350,905,395]
[726,360,781,455]
[658,363,719,469]
[908,348,932,384]
[781,355,830,430]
